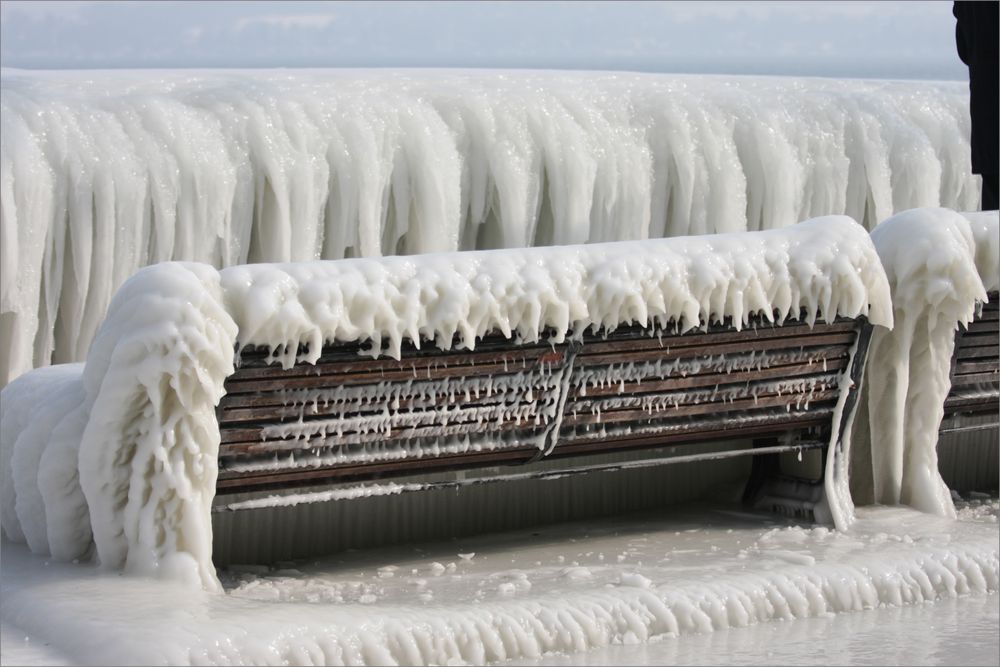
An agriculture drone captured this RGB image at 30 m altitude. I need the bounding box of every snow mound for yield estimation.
[0,217,890,589]
[0,70,976,386]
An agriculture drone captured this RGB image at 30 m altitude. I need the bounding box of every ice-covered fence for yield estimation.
[0,217,891,590]
[0,70,979,386]
[851,208,999,518]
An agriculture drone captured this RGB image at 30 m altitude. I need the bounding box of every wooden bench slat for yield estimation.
[561,392,840,428]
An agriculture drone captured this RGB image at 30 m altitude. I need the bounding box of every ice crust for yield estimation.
[1,505,997,666]
[864,208,999,517]
[0,70,977,387]
[0,217,891,589]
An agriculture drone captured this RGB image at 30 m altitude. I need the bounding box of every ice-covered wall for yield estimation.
[0,218,891,589]
[862,208,998,517]
[0,69,978,387]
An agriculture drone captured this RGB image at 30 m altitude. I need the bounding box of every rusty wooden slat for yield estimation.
[219,403,549,445]
[568,357,848,399]
[220,389,530,425]
[576,336,854,368]
[949,372,999,387]
[571,320,857,355]
[214,412,834,494]
[958,331,999,348]
[231,345,561,381]
[943,393,1000,413]
[955,345,1000,361]
[556,415,831,454]
[561,391,840,428]
[952,360,1000,375]
[216,447,536,492]
[234,331,558,365]
[218,416,546,452]
[964,320,999,334]
[223,361,559,394]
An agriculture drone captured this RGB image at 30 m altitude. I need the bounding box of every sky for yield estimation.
[0,1,968,80]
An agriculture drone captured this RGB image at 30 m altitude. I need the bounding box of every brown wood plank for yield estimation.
[216,447,536,491]
[556,415,831,454]
[568,357,848,399]
[964,320,999,334]
[567,377,840,414]
[574,321,857,355]
[953,360,1000,375]
[957,332,999,348]
[223,362,559,394]
[576,336,854,367]
[949,372,1000,388]
[955,345,1000,360]
[219,417,545,452]
[231,345,561,380]
[215,412,833,493]
[561,391,840,428]
[220,389,532,425]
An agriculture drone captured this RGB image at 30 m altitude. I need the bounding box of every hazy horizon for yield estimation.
[0,1,969,81]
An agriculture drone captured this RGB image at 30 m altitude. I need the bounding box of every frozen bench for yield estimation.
[0,216,892,585]
[213,313,874,521]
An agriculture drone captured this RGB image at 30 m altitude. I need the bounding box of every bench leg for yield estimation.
[741,437,781,505]
[742,436,826,521]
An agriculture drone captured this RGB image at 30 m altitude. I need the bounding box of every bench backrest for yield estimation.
[216,315,870,496]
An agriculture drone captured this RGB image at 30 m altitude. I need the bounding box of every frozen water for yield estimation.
[856,209,999,519]
[0,70,978,386]
[1,500,996,666]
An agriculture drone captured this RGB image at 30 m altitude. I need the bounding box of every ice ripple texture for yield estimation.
[0,70,980,386]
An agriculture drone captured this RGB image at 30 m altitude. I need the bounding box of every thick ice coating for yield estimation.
[0,217,891,589]
[0,69,976,387]
[860,208,998,517]
[221,215,892,364]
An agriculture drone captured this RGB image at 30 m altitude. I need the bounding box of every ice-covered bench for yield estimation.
[0,216,891,589]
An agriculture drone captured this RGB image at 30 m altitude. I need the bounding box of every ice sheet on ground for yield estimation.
[1,501,995,666]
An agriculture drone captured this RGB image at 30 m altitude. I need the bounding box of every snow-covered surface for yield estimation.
[510,593,1000,666]
[862,209,999,518]
[1,500,996,666]
[0,69,977,386]
[0,216,892,589]
[219,215,891,363]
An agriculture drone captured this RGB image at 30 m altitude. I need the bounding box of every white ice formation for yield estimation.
[863,208,999,517]
[0,217,891,589]
[0,69,978,387]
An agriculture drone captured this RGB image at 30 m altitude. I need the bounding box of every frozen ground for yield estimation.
[1,498,996,666]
